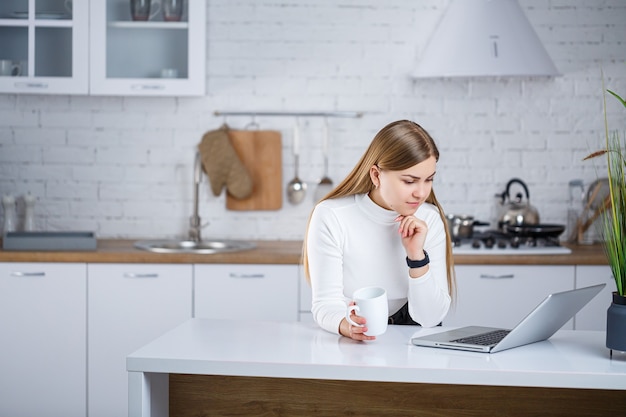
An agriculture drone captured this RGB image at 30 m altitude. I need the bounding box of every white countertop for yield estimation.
[127,318,626,390]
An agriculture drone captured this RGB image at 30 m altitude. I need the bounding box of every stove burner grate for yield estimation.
[453,230,564,251]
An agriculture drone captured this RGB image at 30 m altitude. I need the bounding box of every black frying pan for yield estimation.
[503,223,565,238]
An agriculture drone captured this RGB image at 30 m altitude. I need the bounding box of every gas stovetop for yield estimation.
[452,230,572,255]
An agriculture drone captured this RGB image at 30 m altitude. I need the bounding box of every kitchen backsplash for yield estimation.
[1,0,625,240]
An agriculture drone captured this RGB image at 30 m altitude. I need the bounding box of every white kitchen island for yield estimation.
[127,318,626,417]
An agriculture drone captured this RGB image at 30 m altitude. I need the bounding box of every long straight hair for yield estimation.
[302,120,456,298]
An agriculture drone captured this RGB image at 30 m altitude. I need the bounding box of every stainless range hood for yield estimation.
[413,0,560,78]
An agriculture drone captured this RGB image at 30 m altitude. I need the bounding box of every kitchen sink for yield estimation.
[134,239,256,254]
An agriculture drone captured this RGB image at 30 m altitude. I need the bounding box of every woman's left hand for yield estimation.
[395,215,428,258]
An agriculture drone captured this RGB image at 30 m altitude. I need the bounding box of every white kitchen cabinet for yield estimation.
[89,0,206,96]
[195,264,299,322]
[0,0,205,96]
[0,0,89,94]
[87,263,192,417]
[0,262,86,417]
[298,264,314,322]
[444,265,575,329]
[575,265,615,330]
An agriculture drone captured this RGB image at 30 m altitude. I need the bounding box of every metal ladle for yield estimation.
[286,122,307,204]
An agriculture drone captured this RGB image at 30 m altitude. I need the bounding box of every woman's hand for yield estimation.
[395,214,428,259]
[339,302,376,341]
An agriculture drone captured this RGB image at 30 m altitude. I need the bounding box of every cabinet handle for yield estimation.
[229,273,265,279]
[480,274,515,279]
[123,273,159,278]
[14,82,49,89]
[11,271,46,277]
[131,84,166,91]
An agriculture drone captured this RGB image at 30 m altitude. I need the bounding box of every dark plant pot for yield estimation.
[606,292,626,354]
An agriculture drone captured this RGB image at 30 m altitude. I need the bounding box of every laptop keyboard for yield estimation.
[451,329,511,346]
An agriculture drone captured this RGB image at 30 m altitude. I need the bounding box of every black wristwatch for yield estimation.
[406,251,429,268]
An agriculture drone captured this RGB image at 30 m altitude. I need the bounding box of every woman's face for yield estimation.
[369,156,437,216]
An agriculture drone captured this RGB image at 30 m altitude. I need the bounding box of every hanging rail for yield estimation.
[213,111,363,118]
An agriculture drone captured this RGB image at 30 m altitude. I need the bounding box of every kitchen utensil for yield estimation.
[160,68,178,78]
[578,193,612,242]
[23,192,35,231]
[503,223,565,239]
[286,123,307,205]
[446,214,489,239]
[3,231,96,251]
[497,178,540,229]
[0,60,20,77]
[576,180,604,244]
[10,11,69,19]
[2,194,16,233]
[226,130,283,211]
[566,179,585,242]
[163,0,183,21]
[586,178,610,212]
[314,118,334,202]
[130,0,160,21]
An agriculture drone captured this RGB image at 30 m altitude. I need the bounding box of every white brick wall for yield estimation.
[1,0,625,241]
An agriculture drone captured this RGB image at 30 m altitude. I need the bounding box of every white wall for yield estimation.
[1,0,625,241]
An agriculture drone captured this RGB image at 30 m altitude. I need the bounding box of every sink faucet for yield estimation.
[189,151,205,242]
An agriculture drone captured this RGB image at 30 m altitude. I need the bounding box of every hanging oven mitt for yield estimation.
[197,126,253,199]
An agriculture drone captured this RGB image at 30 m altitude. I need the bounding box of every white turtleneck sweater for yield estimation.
[307,193,451,335]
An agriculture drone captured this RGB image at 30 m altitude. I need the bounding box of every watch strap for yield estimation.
[406,251,429,268]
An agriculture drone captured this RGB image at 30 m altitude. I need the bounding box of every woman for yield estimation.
[303,120,455,341]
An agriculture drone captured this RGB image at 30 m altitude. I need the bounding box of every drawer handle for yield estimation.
[131,84,166,91]
[480,274,515,279]
[229,273,265,279]
[14,82,49,89]
[11,271,46,277]
[123,273,159,278]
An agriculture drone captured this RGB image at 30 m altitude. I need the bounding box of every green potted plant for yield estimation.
[584,86,626,355]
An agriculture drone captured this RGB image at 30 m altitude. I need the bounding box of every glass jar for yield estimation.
[566,179,584,242]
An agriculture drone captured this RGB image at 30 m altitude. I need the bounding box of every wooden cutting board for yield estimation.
[226,130,283,211]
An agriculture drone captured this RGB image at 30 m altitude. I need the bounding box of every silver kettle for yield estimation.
[496,178,540,229]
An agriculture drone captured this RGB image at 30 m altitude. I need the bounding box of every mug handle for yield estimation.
[149,1,161,20]
[346,304,363,327]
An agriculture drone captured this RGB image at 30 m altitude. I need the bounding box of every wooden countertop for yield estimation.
[0,239,608,265]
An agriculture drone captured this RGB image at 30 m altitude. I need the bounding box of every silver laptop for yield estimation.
[411,283,605,353]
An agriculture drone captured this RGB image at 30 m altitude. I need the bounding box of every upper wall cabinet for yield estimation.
[0,0,205,96]
[89,0,206,96]
[0,0,89,94]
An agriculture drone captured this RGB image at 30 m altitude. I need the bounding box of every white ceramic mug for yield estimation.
[0,60,20,77]
[130,0,161,21]
[346,286,388,336]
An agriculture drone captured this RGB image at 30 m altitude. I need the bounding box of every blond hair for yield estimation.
[302,120,455,298]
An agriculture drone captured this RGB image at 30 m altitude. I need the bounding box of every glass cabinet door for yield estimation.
[0,0,88,94]
[89,0,206,96]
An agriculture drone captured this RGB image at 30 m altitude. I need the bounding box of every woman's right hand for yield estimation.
[340,302,376,341]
